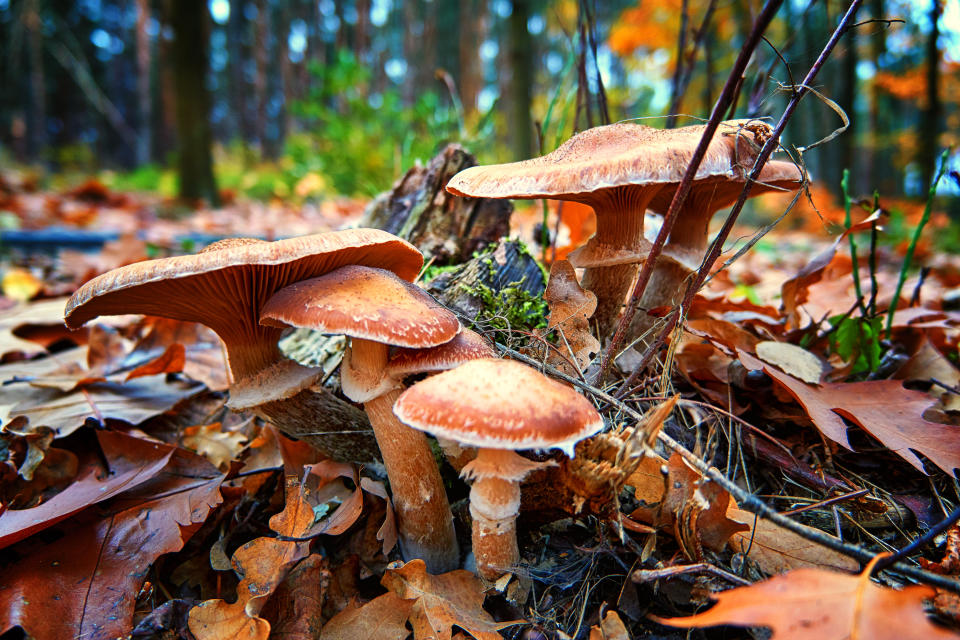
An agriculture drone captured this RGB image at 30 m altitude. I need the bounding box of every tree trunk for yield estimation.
[25,0,46,160]
[918,0,942,190]
[459,0,487,116]
[228,0,252,146]
[170,0,220,205]
[508,0,534,160]
[837,5,859,193]
[135,0,153,166]
[254,0,270,157]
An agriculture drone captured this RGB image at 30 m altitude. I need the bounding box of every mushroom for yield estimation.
[446,120,777,336]
[260,264,466,573]
[628,159,804,341]
[393,358,604,580]
[63,229,422,462]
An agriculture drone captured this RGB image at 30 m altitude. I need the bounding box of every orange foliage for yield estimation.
[609,0,685,56]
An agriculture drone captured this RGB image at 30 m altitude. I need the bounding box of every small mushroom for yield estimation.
[261,264,464,573]
[447,120,778,336]
[63,229,422,462]
[393,358,604,580]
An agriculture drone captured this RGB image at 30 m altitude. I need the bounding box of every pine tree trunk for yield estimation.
[508,0,533,160]
[25,0,46,160]
[135,0,153,166]
[918,0,942,190]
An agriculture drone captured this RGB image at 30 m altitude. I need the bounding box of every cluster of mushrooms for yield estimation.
[63,119,803,580]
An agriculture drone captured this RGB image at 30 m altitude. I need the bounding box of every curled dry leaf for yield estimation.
[629,453,748,560]
[188,477,316,640]
[654,559,956,639]
[543,259,601,375]
[125,342,186,380]
[319,593,414,640]
[740,350,960,475]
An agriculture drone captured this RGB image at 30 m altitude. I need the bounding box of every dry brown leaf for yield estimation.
[756,341,825,384]
[740,350,960,475]
[182,422,248,470]
[188,477,316,640]
[381,559,522,640]
[0,435,223,640]
[0,430,173,549]
[263,554,328,640]
[2,268,42,302]
[895,336,960,411]
[727,507,859,574]
[319,593,414,640]
[654,560,956,639]
[0,297,76,358]
[630,453,748,559]
[125,342,186,380]
[543,259,601,375]
[780,236,845,329]
[588,610,631,640]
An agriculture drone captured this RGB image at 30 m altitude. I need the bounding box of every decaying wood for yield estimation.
[426,238,545,321]
[361,143,511,264]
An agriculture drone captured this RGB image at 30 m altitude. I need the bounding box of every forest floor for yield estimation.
[1,168,960,640]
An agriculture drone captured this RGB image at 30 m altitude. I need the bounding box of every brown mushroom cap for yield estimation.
[394,358,603,455]
[446,119,773,203]
[260,265,460,348]
[386,327,495,379]
[64,229,422,379]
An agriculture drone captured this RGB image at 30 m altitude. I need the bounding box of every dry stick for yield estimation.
[497,343,960,594]
[598,0,785,382]
[613,0,865,389]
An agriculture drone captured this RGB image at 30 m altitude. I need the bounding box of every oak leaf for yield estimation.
[380,559,522,640]
[320,593,414,640]
[739,350,960,475]
[654,562,956,639]
[543,259,600,375]
[182,422,248,470]
[589,610,631,640]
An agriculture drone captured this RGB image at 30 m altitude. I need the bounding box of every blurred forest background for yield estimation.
[0,0,957,215]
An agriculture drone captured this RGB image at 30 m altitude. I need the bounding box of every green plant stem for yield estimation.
[884,148,950,337]
[842,169,864,314]
[868,190,880,316]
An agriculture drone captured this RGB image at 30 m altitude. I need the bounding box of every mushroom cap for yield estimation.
[387,327,495,378]
[446,119,773,202]
[393,358,604,456]
[64,228,422,378]
[260,264,460,348]
[647,159,804,214]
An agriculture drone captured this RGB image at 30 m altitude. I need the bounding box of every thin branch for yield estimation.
[599,0,786,382]
[498,342,960,593]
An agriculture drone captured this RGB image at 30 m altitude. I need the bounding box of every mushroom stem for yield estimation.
[462,448,551,580]
[364,387,460,572]
[577,187,660,336]
[627,258,695,345]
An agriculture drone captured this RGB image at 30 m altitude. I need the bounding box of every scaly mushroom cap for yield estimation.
[446,119,774,203]
[386,328,495,379]
[260,265,460,348]
[394,358,604,456]
[64,229,423,380]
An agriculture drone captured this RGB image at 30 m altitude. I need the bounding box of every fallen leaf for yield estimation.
[756,341,825,384]
[0,297,75,358]
[654,560,956,639]
[2,267,42,302]
[589,610,631,640]
[740,350,960,475]
[125,342,186,380]
[780,236,845,329]
[0,436,223,640]
[727,507,859,574]
[380,559,523,640]
[262,554,329,640]
[188,476,316,640]
[182,422,248,470]
[0,430,173,549]
[319,593,414,640]
[630,453,748,559]
[895,336,960,411]
[543,259,600,375]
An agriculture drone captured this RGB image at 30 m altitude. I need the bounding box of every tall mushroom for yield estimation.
[260,264,465,573]
[393,358,604,580]
[64,229,422,461]
[628,159,804,341]
[447,120,777,336]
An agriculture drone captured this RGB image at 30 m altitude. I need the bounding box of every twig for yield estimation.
[599,0,786,382]
[632,562,751,586]
[875,505,960,570]
[496,342,960,593]
[616,0,869,379]
[781,489,869,516]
